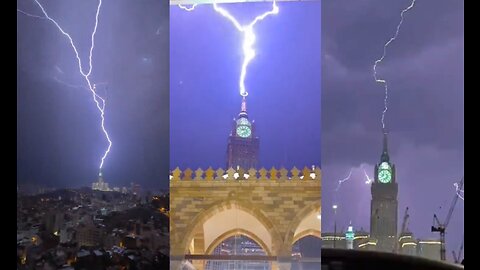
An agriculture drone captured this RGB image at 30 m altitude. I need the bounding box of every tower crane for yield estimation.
[452,236,464,264]
[431,177,464,261]
[395,207,410,253]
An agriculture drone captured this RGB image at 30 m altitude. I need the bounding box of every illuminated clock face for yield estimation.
[236,125,251,138]
[378,170,392,183]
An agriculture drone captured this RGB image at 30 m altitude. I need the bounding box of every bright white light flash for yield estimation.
[179,0,279,97]
[373,0,416,133]
[23,0,112,171]
[454,182,464,201]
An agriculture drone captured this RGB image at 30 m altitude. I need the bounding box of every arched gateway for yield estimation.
[170,166,321,270]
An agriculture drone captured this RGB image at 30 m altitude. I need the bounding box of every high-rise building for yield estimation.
[370,133,398,252]
[226,97,259,170]
[76,217,103,247]
[44,211,64,234]
[398,232,417,256]
[417,239,441,261]
[59,228,74,244]
[92,171,110,192]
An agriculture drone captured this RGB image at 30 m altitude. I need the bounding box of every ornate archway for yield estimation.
[179,199,281,256]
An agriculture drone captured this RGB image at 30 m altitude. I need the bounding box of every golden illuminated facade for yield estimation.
[170,166,321,270]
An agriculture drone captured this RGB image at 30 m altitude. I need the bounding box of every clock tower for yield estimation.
[226,97,259,170]
[370,133,398,252]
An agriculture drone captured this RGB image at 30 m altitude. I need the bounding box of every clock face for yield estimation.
[236,125,251,138]
[378,169,392,183]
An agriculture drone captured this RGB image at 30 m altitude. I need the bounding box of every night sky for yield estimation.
[170,1,321,170]
[322,0,464,260]
[17,0,169,189]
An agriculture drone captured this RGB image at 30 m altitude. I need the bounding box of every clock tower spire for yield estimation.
[370,131,398,252]
[226,97,259,170]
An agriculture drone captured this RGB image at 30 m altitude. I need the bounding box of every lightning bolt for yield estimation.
[373,0,416,134]
[334,168,353,192]
[17,8,46,19]
[21,0,112,172]
[361,165,373,185]
[334,164,373,205]
[179,0,279,97]
[335,165,373,193]
[454,182,464,201]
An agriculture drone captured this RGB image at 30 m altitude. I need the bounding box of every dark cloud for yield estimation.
[322,0,464,260]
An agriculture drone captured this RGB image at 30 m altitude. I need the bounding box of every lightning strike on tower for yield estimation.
[373,0,416,134]
[179,0,279,98]
[20,0,112,173]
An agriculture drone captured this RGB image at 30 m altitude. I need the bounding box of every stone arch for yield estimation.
[284,201,321,246]
[181,198,282,255]
[204,228,273,256]
[292,229,321,244]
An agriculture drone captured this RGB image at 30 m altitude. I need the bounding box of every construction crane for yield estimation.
[431,177,464,261]
[395,207,410,253]
[452,236,464,264]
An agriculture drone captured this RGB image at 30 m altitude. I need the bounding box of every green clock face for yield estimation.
[378,169,392,183]
[236,125,251,138]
